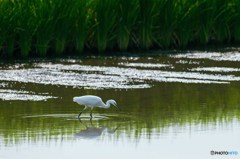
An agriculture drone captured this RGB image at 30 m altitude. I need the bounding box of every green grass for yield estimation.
[71,0,88,53]
[116,0,139,50]
[0,0,240,57]
[94,0,118,52]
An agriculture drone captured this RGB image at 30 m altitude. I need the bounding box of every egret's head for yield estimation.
[107,99,120,109]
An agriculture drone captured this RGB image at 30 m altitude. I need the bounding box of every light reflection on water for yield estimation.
[0,50,240,159]
[1,120,239,159]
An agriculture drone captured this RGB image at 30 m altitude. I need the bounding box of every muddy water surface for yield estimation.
[0,50,240,159]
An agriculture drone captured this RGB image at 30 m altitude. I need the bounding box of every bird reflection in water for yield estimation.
[75,119,119,139]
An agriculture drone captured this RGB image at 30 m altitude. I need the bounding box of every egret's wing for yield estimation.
[95,99,105,107]
[78,96,104,107]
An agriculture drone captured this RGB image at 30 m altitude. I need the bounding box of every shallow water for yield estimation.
[0,50,240,159]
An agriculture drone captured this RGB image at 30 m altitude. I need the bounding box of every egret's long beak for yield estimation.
[116,105,121,110]
[112,102,121,110]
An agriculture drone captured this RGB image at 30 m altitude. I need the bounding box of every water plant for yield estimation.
[0,1,18,57]
[116,0,139,50]
[71,0,88,53]
[94,0,118,52]
[34,0,55,56]
[138,0,158,49]
[213,0,233,43]
[0,0,239,57]
[16,0,37,57]
[155,0,177,48]
[232,0,240,42]
[174,0,198,48]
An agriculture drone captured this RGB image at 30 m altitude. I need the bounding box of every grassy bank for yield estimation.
[0,0,240,57]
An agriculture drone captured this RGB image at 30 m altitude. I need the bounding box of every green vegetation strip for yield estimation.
[0,0,240,57]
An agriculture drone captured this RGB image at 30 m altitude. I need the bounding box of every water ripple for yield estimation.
[171,51,240,61]
[118,62,172,68]
[0,62,239,90]
[37,63,240,84]
[0,89,57,101]
[191,67,240,72]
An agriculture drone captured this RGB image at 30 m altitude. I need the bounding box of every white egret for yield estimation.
[73,95,119,119]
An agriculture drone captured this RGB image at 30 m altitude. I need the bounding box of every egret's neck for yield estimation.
[103,100,111,108]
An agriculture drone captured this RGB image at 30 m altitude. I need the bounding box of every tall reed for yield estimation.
[16,1,37,57]
[34,0,55,56]
[213,0,232,43]
[0,1,18,57]
[94,0,118,52]
[52,0,78,54]
[138,0,158,49]
[196,0,217,45]
[174,0,198,47]
[155,0,177,48]
[116,0,139,50]
[71,0,88,53]
[232,0,240,42]
[0,0,239,57]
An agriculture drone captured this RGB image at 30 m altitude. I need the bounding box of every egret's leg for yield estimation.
[90,109,93,120]
[78,106,87,119]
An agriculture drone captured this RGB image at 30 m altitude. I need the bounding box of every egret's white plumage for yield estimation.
[73,95,119,119]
